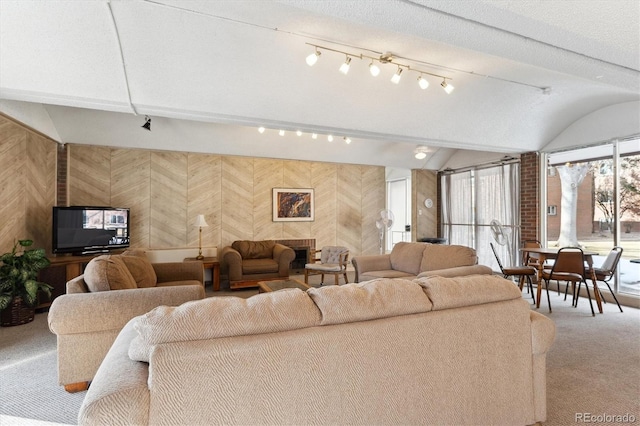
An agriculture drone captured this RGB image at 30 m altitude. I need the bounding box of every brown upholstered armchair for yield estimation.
[219,240,295,289]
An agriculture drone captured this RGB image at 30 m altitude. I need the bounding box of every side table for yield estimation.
[184,257,220,291]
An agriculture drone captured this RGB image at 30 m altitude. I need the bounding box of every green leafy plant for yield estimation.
[0,239,52,311]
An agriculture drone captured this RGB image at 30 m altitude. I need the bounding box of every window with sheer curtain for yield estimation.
[442,163,520,271]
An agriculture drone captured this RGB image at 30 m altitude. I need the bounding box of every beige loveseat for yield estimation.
[48,251,205,392]
[79,275,555,425]
[352,241,492,282]
[219,240,295,289]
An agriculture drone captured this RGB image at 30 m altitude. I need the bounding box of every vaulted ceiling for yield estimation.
[1,0,638,170]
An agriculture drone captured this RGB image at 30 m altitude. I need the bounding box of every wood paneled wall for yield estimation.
[0,116,57,254]
[412,169,438,240]
[67,144,385,257]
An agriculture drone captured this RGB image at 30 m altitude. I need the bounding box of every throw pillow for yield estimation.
[84,255,137,291]
[121,252,157,288]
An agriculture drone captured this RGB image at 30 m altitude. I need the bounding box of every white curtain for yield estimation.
[442,163,520,272]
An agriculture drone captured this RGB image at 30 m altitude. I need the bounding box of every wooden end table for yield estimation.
[184,257,220,291]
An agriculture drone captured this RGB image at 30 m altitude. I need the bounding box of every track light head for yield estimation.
[339,56,352,74]
[258,126,265,134]
[141,115,151,131]
[296,130,302,136]
[417,76,429,90]
[391,67,403,84]
[327,135,334,142]
[441,79,454,94]
[311,133,318,139]
[279,130,285,136]
[369,61,380,77]
[344,137,352,144]
[306,48,321,66]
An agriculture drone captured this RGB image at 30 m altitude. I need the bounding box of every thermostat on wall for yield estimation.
[424,198,433,208]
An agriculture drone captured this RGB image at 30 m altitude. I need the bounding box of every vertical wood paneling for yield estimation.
[254,158,282,240]
[337,164,362,255]
[24,132,56,253]
[221,156,253,245]
[362,166,385,255]
[0,117,27,253]
[187,153,221,249]
[311,163,337,249]
[413,169,437,240]
[68,145,111,206]
[111,149,151,249]
[282,160,312,239]
[150,151,187,248]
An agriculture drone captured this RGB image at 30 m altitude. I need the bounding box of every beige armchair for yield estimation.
[48,251,205,392]
[219,240,295,289]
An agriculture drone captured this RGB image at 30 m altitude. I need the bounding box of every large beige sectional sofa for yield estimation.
[79,275,555,425]
[352,241,492,282]
[48,251,205,392]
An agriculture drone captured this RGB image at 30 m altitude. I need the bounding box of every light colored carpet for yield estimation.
[0,274,638,425]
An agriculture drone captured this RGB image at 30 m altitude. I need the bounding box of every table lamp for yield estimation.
[193,214,209,260]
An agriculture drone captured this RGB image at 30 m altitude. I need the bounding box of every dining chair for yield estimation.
[490,243,536,304]
[304,246,349,286]
[580,246,624,313]
[541,247,595,316]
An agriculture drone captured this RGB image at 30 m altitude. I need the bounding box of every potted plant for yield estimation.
[0,239,52,326]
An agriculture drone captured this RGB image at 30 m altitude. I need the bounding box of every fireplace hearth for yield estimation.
[276,239,316,274]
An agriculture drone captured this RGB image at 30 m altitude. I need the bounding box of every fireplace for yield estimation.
[276,239,316,274]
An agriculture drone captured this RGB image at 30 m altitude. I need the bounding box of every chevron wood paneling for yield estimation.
[187,153,221,249]
[311,162,337,250]
[413,169,438,240]
[282,160,312,239]
[24,132,56,253]
[150,151,188,248]
[253,158,283,241]
[362,166,386,255]
[221,156,253,245]
[0,117,27,254]
[337,164,362,256]
[111,148,151,248]
[69,145,111,206]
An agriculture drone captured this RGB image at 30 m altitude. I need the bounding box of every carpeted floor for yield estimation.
[1,274,638,425]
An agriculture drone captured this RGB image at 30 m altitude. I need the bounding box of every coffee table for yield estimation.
[258,278,312,293]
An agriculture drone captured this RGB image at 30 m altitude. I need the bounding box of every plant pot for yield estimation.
[1,297,35,327]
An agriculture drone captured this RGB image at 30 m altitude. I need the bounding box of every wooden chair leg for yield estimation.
[64,381,89,393]
[335,274,339,285]
[343,272,348,284]
[304,269,309,283]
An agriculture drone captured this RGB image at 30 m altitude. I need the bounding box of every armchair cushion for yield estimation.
[242,258,279,274]
[232,240,275,259]
[84,255,137,292]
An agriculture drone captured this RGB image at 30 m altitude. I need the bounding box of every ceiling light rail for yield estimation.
[257,126,353,144]
[305,43,454,93]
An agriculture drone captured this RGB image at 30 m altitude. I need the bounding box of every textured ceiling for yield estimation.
[0,0,638,170]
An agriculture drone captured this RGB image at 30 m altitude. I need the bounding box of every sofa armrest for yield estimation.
[66,275,89,293]
[48,285,205,336]
[153,262,203,285]
[530,311,556,355]
[219,246,242,281]
[273,243,295,277]
[352,255,392,282]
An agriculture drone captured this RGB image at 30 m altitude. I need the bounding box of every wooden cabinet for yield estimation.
[36,254,99,310]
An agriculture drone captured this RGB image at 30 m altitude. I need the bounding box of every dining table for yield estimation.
[519,247,603,313]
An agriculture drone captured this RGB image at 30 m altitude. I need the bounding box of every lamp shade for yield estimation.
[193,214,209,228]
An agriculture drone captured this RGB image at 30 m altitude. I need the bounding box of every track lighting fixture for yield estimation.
[311,133,318,139]
[344,137,352,144]
[141,115,151,131]
[279,130,285,136]
[296,130,302,136]
[258,126,265,133]
[369,60,380,77]
[339,56,352,75]
[414,145,431,160]
[417,75,429,90]
[391,67,403,84]
[306,47,321,66]
[255,127,354,146]
[328,135,334,142]
[441,79,454,94]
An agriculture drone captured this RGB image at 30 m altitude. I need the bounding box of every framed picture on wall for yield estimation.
[272,188,314,222]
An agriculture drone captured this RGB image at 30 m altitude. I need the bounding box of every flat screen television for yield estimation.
[52,206,130,255]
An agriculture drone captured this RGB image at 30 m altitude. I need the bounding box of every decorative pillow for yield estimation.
[232,240,275,259]
[415,275,523,311]
[120,252,157,288]
[83,255,137,291]
[307,278,432,326]
[129,289,321,362]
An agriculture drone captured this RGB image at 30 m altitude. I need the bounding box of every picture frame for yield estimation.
[272,188,314,222]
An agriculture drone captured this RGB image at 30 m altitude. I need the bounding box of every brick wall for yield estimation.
[520,152,539,242]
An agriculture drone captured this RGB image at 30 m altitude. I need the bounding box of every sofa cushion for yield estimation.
[121,252,157,288]
[232,240,275,259]
[420,244,477,272]
[307,279,432,325]
[415,275,523,311]
[389,242,428,275]
[129,289,321,362]
[360,270,416,281]
[84,255,137,292]
[242,258,279,274]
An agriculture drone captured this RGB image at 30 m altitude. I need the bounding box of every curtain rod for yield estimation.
[439,156,520,174]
